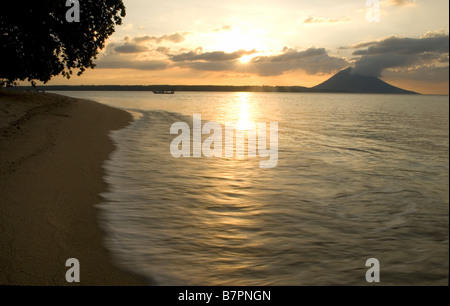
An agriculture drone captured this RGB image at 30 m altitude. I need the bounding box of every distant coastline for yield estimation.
[17,85,315,93]
[17,84,420,94]
[14,68,424,94]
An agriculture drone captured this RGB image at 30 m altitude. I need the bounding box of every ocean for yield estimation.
[52,91,449,285]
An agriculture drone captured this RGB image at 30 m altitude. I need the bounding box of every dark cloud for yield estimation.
[156,46,171,54]
[254,48,327,62]
[133,32,188,44]
[353,35,449,56]
[97,41,170,70]
[105,32,189,55]
[338,41,377,50]
[384,66,449,83]
[170,49,256,62]
[250,48,348,76]
[103,31,190,61]
[97,59,169,70]
[352,33,449,77]
[353,54,411,77]
[113,42,148,54]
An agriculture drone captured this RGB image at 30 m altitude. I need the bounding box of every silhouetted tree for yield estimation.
[0,1,125,86]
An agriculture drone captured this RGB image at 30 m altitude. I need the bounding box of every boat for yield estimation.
[153,90,175,94]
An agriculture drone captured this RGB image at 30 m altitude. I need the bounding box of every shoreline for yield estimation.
[0,89,147,285]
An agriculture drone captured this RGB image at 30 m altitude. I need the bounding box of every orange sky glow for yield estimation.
[44,0,449,95]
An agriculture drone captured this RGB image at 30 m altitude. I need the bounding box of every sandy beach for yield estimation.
[0,89,147,285]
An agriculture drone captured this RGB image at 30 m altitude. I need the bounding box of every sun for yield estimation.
[209,26,267,54]
[239,54,258,63]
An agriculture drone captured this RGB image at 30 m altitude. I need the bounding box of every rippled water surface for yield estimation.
[54,91,449,285]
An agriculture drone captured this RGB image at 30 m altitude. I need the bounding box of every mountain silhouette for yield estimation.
[312,67,418,94]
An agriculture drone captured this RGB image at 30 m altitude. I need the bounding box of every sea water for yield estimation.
[52,91,449,285]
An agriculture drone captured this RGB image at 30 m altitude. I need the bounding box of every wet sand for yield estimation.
[0,89,147,285]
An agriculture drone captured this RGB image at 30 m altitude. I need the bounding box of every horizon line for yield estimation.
[10,84,441,95]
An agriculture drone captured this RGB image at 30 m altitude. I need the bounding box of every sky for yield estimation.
[49,0,449,94]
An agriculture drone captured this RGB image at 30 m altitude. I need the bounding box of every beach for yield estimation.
[0,89,147,285]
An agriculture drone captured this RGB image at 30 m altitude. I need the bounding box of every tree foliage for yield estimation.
[0,0,125,86]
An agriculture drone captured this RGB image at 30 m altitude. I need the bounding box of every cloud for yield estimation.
[250,48,348,76]
[353,34,449,56]
[122,23,134,31]
[178,61,236,72]
[133,32,189,44]
[213,25,232,32]
[98,37,172,69]
[97,59,169,70]
[386,0,416,7]
[168,47,348,76]
[353,54,411,77]
[156,46,171,54]
[384,66,449,83]
[113,42,148,54]
[102,31,191,60]
[170,49,257,62]
[351,33,449,77]
[256,48,328,62]
[303,16,351,24]
[106,32,190,55]
[338,41,377,50]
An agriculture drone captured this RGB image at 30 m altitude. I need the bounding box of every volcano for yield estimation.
[312,67,418,94]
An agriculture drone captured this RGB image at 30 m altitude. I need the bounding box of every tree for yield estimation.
[0,0,125,86]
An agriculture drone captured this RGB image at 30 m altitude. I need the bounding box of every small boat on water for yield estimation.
[153,90,175,94]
